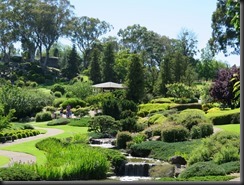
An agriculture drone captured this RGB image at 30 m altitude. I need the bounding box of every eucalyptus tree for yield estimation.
[0,0,18,62]
[209,0,240,56]
[118,24,171,94]
[70,16,113,70]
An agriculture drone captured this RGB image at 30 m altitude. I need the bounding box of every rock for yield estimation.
[169,156,187,165]
[149,136,161,141]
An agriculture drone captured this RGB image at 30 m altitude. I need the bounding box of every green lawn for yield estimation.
[0,122,88,166]
[215,124,240,134]
[0,155,10,166]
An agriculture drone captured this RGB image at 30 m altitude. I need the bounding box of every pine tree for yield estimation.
[126,54,144,103]
[89,48,102,84]
[102,42,116,82]
[63,44,80,80]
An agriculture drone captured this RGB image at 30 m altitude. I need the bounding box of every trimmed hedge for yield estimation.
[170,103,202,111]
[35,112,52,122]
[116,131,132,149]
[47,118,70,126]
[161,125,189,142]
[208,112,240,125]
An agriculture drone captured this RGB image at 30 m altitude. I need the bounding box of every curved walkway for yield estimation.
[0,126,64,167]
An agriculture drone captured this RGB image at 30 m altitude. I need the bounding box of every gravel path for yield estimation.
[0,126,64,167]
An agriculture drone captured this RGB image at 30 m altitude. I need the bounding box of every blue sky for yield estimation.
[66,0,240,66]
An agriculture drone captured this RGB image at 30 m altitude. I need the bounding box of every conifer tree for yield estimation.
[89,48,102,84]
[126,54,144,103]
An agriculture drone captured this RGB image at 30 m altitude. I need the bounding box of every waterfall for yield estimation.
[124,162,156,176]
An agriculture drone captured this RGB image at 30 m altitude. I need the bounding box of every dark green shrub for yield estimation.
[120,117,137,132]
[0,163,40,181]
[47,118,70,126]
[88,115,120,137]
[102,98,121,120]
[198,122,213,137]
[35,112,52,122]
[51,84,66,95]
[61,98,86,109]
[116,131,133,149]
[179,162,226,178]
[209,112,240,125]
[190,125,202,139]
[161,124,189,142]
[54,91,62,98]
[120,100,138,112]
[219,161,240,174]
[65,91,74,98]
[170,103,202,111]
[30,82,38,87]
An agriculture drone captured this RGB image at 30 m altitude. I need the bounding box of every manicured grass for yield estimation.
[0,121,88,165]
[0,155,10,166]
[215,124,240,134]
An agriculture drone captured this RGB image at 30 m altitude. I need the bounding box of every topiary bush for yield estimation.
[161,124,189,142]
[61,98,86,109]
[51,84,66,95]
[116,131,133,149]
[209,112,240,125]
[179,162,226,178]
[35,112,52,122]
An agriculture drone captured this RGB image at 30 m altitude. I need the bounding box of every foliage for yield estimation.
[137,103,171,117]
[209,0,240,55]
[0,163,40,181]
[0,107,15,132]
[169,103,202,111]
[89,48,102,84]
[210,65,240,108]
[0,85,54,119]
[65,81,93,100]
[158,175,234,181]
[67,117,91,127]
[35,112,52,122]
[101,42,116,82]
[116,131,133,149]
[166,83,196,99]
[187,131,240,165]
[148,113,167,125]
[34,138,110,180]
[61,98,86,109]
[62,44,80,80]
[120,117,137,132]
[88,115,120,137]
[219,161,240,174]
[53,98,67,108]
[161,124,189,142]
[54,91,62,98]
[207,109,240,125]
[149,164,175,178]
[50,84,66,95]
[126,54,144,103]
[47,118,70,126]
[179,162,226,178]
[102,98,121,120]
[130,140,201,160]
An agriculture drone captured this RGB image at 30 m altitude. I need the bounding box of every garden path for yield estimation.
[0,126,63,167]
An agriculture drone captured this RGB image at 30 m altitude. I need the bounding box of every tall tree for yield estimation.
[101,42,116,82]
[62,44,80,80]
[89,48,102,84]
[210,65,240,108]
[70,16,113,69]
[126,54,144,103]
[209,0,240,55]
